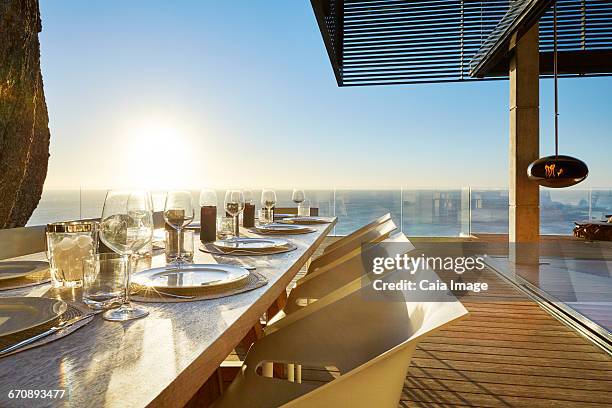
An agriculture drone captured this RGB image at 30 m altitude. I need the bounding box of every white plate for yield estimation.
[259,223,306,231]
[132,264,249,289]
[278,217,329,225]
[0,297,67,338]
[0,261,49,281]
[214,237,288,251]
[256,224,314,234]
[273,213,294,219]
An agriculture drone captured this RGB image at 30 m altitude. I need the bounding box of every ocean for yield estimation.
[27,188,612,236]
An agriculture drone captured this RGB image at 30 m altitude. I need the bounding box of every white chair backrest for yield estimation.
[324,212,392,254]
[285,233,414,315]
[309,218,397,274]
[229,267,468,408]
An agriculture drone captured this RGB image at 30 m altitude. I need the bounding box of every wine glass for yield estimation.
[164,191,195,265]
[260,189,277,225]
[292,189,306,205]
[243,189,254,205]
[224,190,245,239]
[199,188,217,207]
[99,190,153,322]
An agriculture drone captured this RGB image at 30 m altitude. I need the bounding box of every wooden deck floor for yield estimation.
[402,271,612,407]
[228,238,612,407]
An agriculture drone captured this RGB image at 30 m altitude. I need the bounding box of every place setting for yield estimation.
[201,237,297,256]
[0,296,95,357]
[0,260,51,291]
[277,216,331,225]
[199,189,300,254]
[252,223,316,235]
[131,189,269,303]
[249,189,318,235]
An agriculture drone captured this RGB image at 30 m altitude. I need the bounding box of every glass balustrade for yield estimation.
[27,187,612,237]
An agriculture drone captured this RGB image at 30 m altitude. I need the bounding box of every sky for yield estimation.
[38,0,612,190]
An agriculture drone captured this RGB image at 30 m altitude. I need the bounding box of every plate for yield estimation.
[132,264,250,289]
[255,224,315,234]
[278,217,330,225]
[0,261,49,281]
[273,213,294,219]
[214,237,288,251]
[0,297,67,338]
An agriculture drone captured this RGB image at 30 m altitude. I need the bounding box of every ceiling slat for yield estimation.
[311,0,612,86]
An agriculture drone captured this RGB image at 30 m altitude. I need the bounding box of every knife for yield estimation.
[0,313,95,356]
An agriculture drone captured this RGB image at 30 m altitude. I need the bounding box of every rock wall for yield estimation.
[0,0,50,228]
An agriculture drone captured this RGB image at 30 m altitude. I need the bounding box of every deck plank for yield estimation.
[401,255,612,407]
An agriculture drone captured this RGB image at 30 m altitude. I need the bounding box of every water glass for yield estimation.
[165,229,194,263]
[83,253,124,310]
[217,217,235,240]
[258,209,273,226]
[46,221,98,288]
[298,200,311,217]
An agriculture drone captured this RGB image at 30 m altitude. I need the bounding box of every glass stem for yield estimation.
[234,215,240,238]
[123,254,132,305]
[177,227,183,267]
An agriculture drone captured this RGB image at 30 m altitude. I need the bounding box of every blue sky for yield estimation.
[38,0,611,189]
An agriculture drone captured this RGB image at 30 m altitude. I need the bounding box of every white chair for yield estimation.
[322,212,392,255]
[274,233,415,320]
[307,217,396,275]
[212,267,468,408]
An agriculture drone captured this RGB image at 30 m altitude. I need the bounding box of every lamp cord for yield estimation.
[553,1,559,158]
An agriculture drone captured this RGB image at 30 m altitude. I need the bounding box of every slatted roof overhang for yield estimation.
[470,0,612,77]
[310,0,612,86]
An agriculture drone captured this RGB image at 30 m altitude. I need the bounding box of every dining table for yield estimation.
[0,217,337,408]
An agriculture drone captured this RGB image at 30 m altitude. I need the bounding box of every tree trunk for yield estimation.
[0,0,50,228]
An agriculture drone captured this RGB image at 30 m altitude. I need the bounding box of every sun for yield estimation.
[120,118,199,189]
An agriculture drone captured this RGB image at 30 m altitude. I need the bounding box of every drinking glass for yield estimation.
[224,190,245,238]
[292,189,306,205]
[243,190,254,205]
[99,190,153,321]
[199,188,217,207]
[298,199,311,217]
[216,216,235,240]
[164,190,195,265]
[261,189,276,225]
[165,229,194,263]
[257,209,273,226]
[83,253,124,310]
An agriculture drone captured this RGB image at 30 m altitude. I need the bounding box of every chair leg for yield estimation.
[262,362,273,378]
[287,363,295,382]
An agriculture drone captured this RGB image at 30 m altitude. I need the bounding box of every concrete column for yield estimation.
[509,24,540,265]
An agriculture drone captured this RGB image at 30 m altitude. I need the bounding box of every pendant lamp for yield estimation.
[527,2,588,188]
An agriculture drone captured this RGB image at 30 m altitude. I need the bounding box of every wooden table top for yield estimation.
[0,218,336,408]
